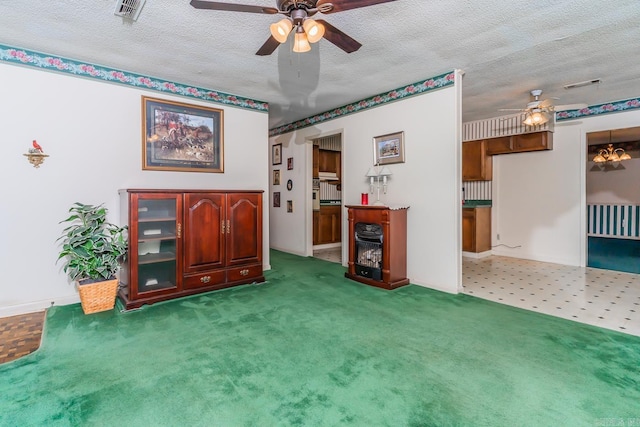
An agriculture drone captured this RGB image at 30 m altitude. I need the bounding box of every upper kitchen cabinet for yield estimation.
[485,131,553,155]
[462,139,492,181]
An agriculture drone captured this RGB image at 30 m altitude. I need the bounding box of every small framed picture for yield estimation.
[287,157,294,170]
[272,143,282,165]
[273,169,280,185]
[287,200,293,213]
[287,179,293,191]
[273,192,281,207]
[373,131,405,165]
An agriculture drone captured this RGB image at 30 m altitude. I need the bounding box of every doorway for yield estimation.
[312,133,342,263]
[586,126,640,274]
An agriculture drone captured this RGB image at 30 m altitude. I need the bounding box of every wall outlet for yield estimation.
[497,233,500,241]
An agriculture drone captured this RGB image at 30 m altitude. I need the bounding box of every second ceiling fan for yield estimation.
[190,0,397,55]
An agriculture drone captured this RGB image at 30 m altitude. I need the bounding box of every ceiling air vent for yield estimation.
[114,0,146,21]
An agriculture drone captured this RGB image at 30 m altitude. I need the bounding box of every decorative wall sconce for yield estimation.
[24,140,49,168]
[365,164,392,206]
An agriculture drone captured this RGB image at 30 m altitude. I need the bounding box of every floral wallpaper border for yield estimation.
[269,71,456,137]
[556,98,640,122]
[0,44,268,113]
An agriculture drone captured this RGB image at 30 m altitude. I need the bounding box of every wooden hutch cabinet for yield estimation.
[118,189,264,310]
[345,205,410,290]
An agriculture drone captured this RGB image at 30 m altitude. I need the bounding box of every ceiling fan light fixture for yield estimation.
[293,31,311,53]
[302,19,324,43]
[270,18,293,43]
[523,110,549,126]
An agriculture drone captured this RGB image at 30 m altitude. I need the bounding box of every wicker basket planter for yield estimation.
[77,279,119,314]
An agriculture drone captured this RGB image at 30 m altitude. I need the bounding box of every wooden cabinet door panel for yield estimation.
[462,140,483,180]
[462,209,475,252]
[226,193,262,266]
[184,193,225,274]
[485,136,513,155]
[514,132,553,151]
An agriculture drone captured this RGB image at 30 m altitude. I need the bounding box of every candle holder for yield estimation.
[365,164,392,206]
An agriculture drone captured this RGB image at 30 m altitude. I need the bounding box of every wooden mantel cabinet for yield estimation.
[118,189,264,310]
[345,205,410,290]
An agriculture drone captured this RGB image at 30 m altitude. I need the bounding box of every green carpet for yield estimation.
[1,250,639,426]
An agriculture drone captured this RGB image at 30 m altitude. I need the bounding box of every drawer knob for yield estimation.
[200,276,211,283]
[240,269,249,276]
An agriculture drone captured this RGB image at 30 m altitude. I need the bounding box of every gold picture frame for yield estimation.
[142,96,224,172]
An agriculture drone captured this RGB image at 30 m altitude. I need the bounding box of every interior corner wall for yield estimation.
[0,62,270,316]
[269,85,461,293]
[492,108,640,266]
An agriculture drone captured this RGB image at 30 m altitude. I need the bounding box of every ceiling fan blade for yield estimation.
[554,103,588,111]
[256,35,281,56]
[315,19,362,53]
[317,0,398,13]
[538,98,555,109]
[189,0,278,14]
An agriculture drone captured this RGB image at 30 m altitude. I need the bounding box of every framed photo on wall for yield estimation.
[142,96,223,172]
[287,200,293,213]
[273,169,281,185]
[373,131,405,165]
[287,157,293,170]
[272,143,282,165]
[273,192,281,207]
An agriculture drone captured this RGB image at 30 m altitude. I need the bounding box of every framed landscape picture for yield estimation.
[142,96,223,172]
[373,131,405,165]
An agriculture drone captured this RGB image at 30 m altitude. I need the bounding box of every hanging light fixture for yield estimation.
[523,109,550,126]
[593,132,632,163]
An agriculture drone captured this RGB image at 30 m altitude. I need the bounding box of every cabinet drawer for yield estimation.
[227,264,263,282]
[183,270,226,290]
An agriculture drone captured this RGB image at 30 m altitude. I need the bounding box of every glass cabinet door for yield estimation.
[133,195,180,297]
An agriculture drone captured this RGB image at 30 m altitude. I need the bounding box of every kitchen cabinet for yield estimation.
[118,189,264,310]
[462,139,492,181]
[485,131,553,155]
[462,207,491,253]
[318,149,341,181]
[315,205,341,245]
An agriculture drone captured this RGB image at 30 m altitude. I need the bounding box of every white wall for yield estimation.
[493,108,640,266]
[0,62,269,316]
[270,74,462,293]
[586,157,640,204]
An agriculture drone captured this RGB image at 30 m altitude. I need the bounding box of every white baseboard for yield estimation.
[0,295,80,318]
[462,250,492,259]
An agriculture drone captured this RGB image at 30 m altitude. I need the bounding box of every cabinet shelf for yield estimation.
[138,234,176,242]
[138,252,176,265]
[138,216,177,223]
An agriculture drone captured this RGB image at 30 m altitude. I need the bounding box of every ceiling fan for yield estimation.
[499,89,587,126]
[190,0,397,55]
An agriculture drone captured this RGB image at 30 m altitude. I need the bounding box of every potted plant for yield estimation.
[57,202,127,314]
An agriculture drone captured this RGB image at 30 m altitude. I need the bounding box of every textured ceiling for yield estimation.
[2,0,640,129]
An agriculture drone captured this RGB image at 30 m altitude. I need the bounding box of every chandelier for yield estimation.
[593,137,632,164]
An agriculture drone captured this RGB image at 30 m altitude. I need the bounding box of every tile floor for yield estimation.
[462,255,640,337]
[313,247,343,263]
